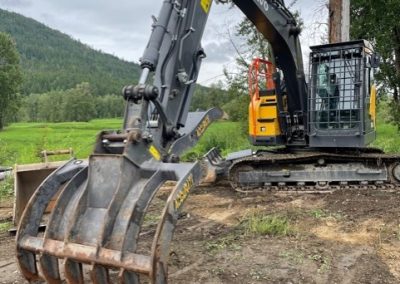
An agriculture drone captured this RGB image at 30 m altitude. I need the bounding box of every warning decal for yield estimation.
[200,0,212,13]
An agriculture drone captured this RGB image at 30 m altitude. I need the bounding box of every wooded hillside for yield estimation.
[0,9,141,96]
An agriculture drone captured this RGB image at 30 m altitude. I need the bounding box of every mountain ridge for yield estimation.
[0,8,141,96]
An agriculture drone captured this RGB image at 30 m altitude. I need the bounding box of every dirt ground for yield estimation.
[1,185,400,283]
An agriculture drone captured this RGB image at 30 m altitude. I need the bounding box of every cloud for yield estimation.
[0,0,327,85]
[0,0,31,7]
[203,41,235,64]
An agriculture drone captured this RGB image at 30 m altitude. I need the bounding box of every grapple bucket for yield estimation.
[16,109,222,283]
[13,149,74,226]
[16,155,202,283]
[13,161,66,226]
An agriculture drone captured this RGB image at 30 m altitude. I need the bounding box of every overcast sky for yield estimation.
[0,0,327,86]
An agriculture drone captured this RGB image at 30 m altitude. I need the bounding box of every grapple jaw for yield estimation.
[16,156,202,283]
[16,109,222,283]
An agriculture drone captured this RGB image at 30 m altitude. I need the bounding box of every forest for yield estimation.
[0,8,230,125]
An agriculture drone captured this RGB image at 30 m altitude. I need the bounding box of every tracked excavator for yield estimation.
[16,0,400,283]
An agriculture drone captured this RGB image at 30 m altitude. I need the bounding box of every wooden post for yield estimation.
[329,0,350,43]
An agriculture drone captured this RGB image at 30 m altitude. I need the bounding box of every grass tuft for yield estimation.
[241,212,293,237]
[373,120,400,153]
[205,234,242,254]
[0,221,12,233]
[0,177,14,199]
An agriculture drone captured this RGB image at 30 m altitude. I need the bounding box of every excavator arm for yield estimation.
[123,0,307,157]
[234,0,307,140]
[16,1,308,283]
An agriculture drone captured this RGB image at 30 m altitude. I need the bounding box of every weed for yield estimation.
[241,212,293,237]
[0,176,14,199]
[373,120,400,153]
[210,267,225,276]
[310,209,326,219]
[181,151,202,162]
[0,221,12,233]
[249,268,267,280]
[143,213,160,225]
[309,253,331,273]
[279,249,305,264]
[377,223,394,246]
[0,139,16,165]
[205,234,242,254]
[182,121,252,160]
[309,209,342,220]
[396,225,400,241]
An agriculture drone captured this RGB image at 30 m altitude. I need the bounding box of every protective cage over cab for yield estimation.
[308,40,377,148]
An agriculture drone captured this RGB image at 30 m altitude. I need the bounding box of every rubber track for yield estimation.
[229,148,400,192]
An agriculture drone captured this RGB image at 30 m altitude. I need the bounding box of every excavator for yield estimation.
[16,0,400,283]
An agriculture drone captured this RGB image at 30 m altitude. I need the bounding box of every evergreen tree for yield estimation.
[0,9,141,97]
[0,32,22,129]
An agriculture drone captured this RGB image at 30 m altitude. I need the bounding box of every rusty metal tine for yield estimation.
[16,252,40,282]
[64,259,84,284]
[117,269,125,284]
[18,155,203,283]
[119,270,140,284]
[150,162,201,283]
[40,254,62,284]
[90,264,111,284]
[39,169,88,283]
[113,171,165,253]
[40,168,87,283]
[98,157,142,249]
[44,168,88,241]
[100,177,148,250]
[100,166,164,282]
[16,159,86,280]
[19,237,152,275]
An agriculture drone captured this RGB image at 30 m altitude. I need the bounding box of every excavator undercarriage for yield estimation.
[228,149,400,191]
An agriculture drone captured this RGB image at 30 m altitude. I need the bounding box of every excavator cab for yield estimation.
[308,40,377,148]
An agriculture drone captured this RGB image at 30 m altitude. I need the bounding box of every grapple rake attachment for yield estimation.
[17,156,203,283]
[16,109,223,283]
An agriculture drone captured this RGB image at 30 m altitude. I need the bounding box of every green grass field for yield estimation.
[0,119,122,165]
[373,122,400,153]
[0,118,399,166]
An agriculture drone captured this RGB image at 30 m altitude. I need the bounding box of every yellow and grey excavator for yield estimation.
[16,0,400,283]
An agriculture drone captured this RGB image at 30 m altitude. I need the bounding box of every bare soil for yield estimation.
[1,185,400,283]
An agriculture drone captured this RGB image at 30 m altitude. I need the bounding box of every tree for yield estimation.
[20,82,124,122]
[351,0,400,102]
[95,94,124,118]
[223,6,303,125]
[351,0,400,130]
[0,32,22,129]
[63,82,96,122]
[191,82,232,111]
[224,18,274,96]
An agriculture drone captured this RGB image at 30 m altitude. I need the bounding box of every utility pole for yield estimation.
[329,0,350,43]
